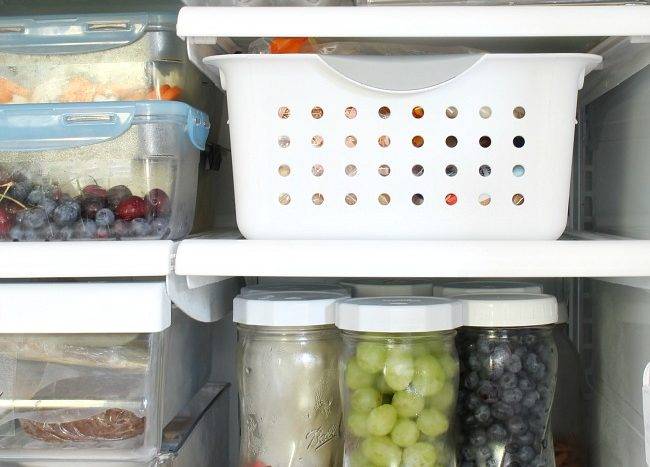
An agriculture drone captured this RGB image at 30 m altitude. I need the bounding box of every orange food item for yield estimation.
[269,37,309,54]
[0,88,12,103]
[0,77,32,102]
[161,85,182,101]
[60,76,98,103]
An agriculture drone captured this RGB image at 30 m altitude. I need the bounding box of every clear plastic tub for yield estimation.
[0,101,209,241]
[340,279,434,297]
[335,297,461,467]
[0,13,208,109]
[435,280,543,297]
[455,294,559,467]
[240,282,349,297]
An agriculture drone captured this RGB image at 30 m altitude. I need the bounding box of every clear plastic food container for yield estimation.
[240,282,349,297]
[435,280,543,297]
[0,101,209,241]
[0,13,208,109]
[340,279,434,297]
[455,294,559,467]
[335,297,461,467]
[233,291,344,467]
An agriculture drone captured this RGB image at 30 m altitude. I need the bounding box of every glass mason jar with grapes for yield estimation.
[455,294,559,467]
[335,297,462,467]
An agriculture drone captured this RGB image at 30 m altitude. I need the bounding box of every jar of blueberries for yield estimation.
[335,297,461,467]
[455,294,558,467]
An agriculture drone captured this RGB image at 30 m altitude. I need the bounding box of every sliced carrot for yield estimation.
[0,88,12,103]
[159,84,171,94]
[0,77,30,98]
[269,37,309,54]
[161,85,182,101]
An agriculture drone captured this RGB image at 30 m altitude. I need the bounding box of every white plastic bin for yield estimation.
[202,52,601,239]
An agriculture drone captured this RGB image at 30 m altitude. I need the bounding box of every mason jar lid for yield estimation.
[240,283,349,297]
[233,291,342,326]
[335,296,461,333]
[456,293,558,327]
[340,279,434,298]
[434,280,542,297]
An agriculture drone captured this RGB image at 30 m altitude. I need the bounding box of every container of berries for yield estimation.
[455,294,559,467]
[0,101,209,241]
[335,297,461,467]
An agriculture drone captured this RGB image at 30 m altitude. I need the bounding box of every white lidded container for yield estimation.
[0,281,218,463]
[233,291,344,466]
[240,282,349,297]
[434,280,542,297]
[340,279,434,297]
[197,49,601,240]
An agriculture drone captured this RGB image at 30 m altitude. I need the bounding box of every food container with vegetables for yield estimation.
[0,13,208,109]
[340,279,434,297]
[455,293,558,467]
[335,297,461,466]
[0,101,209,241]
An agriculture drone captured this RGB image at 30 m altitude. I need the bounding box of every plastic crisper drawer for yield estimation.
[0,101,209,241]
[0,13,208,110]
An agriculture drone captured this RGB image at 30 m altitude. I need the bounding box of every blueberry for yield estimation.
[461,446,475,460]
[95,208,115,227]
[53,200,80,226]
[112,219,130,238]
[466,393,481,411]
[474,445,491,461]
[518,446,536,462]
[8,225,23,241]
[524,353,542,373]
[38,196,57,217]
[507,416,527,435]
[487,423,507,441]
[477,380,499,403]
[502,388,524,404]
[499,372,518,389]
[536,343,554,363]
[74,220,97,239]
[150,216,170,238]
[27,188,45,205]
[57,225,75,241]
[531,364,547,381]
[514,346,526,358]
[538,385,553,403]
[474,404,490,424]
[506,354,522,373]
[518,377,535,392]
[463,413,478,427]
[522,390,540,408]
[131,218,152,237]
[522,334,537,346]
[8,181,30,202]
[464,371,480,390]
[22,228,40,241]
[514,430,534,446]
[22,208,47,229]
[81,196,106,219]
[477,337,492,354]
[469,429,487,446]
[491,401,515,420]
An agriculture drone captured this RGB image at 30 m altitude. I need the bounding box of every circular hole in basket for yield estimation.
[345,164,358,177]
[278,135,290,148]
[445,164,458,177]
[446,106,458,119]
[345,135,357,148]
[378,164,391,177]
[412,193,424,205]
[512,193,525,205]
[412,164,424,177]
[479,136,492,148]
[513,136,525,148]
[279,193,291,205]
[312,135,324,148]
[378,193,391,205]
[412,106,424,119]
[278,107,290,119]
[513,165,525,177]
[312,164,324,177]
[479,106,492,119]
[345,106,358,119]
[445,193,458,206]
[478,193,492,206]
[446,136,458,148]
[513,106,526,119]
[479,164,492,177]
[312,193,324,205]
[278,164,290,177]
[412,135,424,148]
[345,193,358,205]
[378,135,391,148]
[378,106,391,119]
[311,106,324,119]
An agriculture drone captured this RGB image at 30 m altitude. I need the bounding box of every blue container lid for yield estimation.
[0,12,176,55]
[0,101,210,152]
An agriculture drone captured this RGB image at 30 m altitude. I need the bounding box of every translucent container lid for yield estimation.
[434,280,542,297]
[240,282,349,297]
[233,291,342,326]
[335,296,461,333]
[339,279,434,297]
[456,293,558,327]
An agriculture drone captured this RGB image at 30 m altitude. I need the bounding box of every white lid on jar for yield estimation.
[339,279,434,298]
[240,283,349,297]
[434,280,542,297]
[335,296,461,333]
[456,293,558,327]
[233,291,342,326]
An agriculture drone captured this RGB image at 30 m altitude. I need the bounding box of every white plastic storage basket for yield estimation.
[204,53,601,239]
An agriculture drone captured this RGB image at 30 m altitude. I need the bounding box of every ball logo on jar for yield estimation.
[305,422,340,452]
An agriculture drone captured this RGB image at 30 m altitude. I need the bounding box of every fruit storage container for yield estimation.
[334,297,462,466]
[0,12,207,109]
[0,281,217,462]
[0,101,209,241]
[202,52,601,239]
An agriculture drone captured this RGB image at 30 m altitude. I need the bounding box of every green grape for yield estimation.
[390,418,420,447]
[361,436,402,467]
[346,358,375,390]
[384,349,414,391]
[436,352,458,380]
[427,383,455,412]
[409,343,430,357]
[347,410,369,438]
[402,442,437,467]
[367,404,398,436]
[376,374,395,395]
[348,449,374,467]
[391,390,425,418]
[412,354,445,396]
[416,408,449,438]
[351,387,382,412]
[356,342,387,374]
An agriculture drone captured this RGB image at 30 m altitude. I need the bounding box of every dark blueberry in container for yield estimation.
[477,380,499,403]
[474,404,491,424]
[131,218,152,237]
[81,196,106,219]
[506,354,522,373]
[498,372,518,390]
[469,429,487,446]
[491,401,515,420]
[464,371,480,390]
[74,220,97,239]
[8,181,31,202]
[22,208,47,229]
[487,423,507,441]
[507,416,527,435]
[38,196,57,217]
[53,200,80,226]
[95,208,116,227]
[501,388,523,405]
[112,219,131,238]
[9,225,24,241]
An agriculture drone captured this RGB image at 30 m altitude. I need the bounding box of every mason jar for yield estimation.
[234,290,348,467]
[335,297,462,467]
[455,294,559,467]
